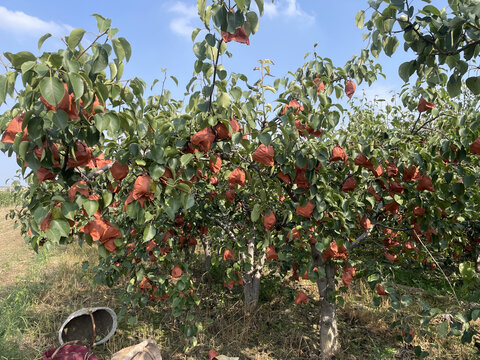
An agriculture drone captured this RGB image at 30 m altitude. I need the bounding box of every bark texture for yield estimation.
[311,245,339,359]
[243,271,261,310]
[241,236,265,311]
[201,237,211,273]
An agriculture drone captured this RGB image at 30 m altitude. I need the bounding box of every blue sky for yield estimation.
[0,0,413,185]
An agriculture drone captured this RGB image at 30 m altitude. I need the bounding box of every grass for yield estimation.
[0,207,478,359]
[0,191,15,208]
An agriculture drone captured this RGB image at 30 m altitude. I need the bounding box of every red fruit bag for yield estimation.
[42,344,99,360]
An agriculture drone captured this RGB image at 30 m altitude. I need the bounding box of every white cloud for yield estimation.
[360,84,402,111]
[362,84,396,101]
[263,0,314,23]
[0,6,71,37]
[169,2,197,39]
[264,2,279,17]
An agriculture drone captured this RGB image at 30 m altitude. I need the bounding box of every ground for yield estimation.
[0,205,477,359]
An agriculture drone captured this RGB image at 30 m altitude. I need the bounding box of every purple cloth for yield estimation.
[41,344,99,360]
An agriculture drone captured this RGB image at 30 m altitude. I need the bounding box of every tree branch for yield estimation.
[412,114,441,135]
[208,38,223,113]
[76,30,109,60]
[413,228,461,306]
[87,161,115,179]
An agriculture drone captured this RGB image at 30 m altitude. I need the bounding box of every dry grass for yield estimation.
[0,206,478,359]
[0,207,35,287]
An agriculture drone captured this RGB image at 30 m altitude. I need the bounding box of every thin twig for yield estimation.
[372,222,412,232]
[351,202,384,249]
[213,217,238,243]
[208,38,223,113]
[87,162,115,179]
[76,30,109,60]
[0,54,10,71]
[413,228,461,306]
[412,114,441,135]
[160,70,168,96]
[410,112,422,134]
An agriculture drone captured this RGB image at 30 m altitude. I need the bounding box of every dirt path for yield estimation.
[0,207,35,287]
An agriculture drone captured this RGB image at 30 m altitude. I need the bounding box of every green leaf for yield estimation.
[53,110,69,131]
[452,182,465,197]
[193,41,207,60]
[459,262,475,280]
[461,329,475,344]
[84,200,99,216]
[466,76,480,95]
[383,36,399,57]
[18,141,29,160]
[4,51,36,68]
[0,75,7,104]
[400,295,412,307]
[217,92,231,108]
[212,5,228,30]
[251,203,262,222]
[232,131,242,144]
[423,5,441,16]
[246,11,259,34]
[198,0,206,18]
[438,321,448,338]
[191,28,202,42]
[143,225,156,242]
[185,194,195,210]
[67,28,86,49]
[391,0,404,8]
[91,47,109,74]
[398,61,414,82]
[38,33,52,50]
[177,183,191,193]
[205,33,216,47]
[235,0,246,11]
[355,10,365,29]
[463,175,475,187]
[472,309,480,321]
[118,37,131,62]
[112,38,125,61]
[217,70,227,80]
[230,86,242,101]
[180,154,194,167]
[61,202,77,221]
[255,0,264,16]
[105,113,120,135]
[258,132,271,146]
[128,316,137,326]
[103,191,113,207]
[49,219,71,238]
[92,13,111,33]
[68,72,84,101]
[447,74,461,97]
[39,77,66,107]
[295,153,307,169]
[20,61,36,74]
[226,11,244,33]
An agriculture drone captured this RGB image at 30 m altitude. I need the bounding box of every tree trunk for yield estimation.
[201,237,211,273]
[242,236,263,311]
[311,245,339,359]
[243,270,261,310]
